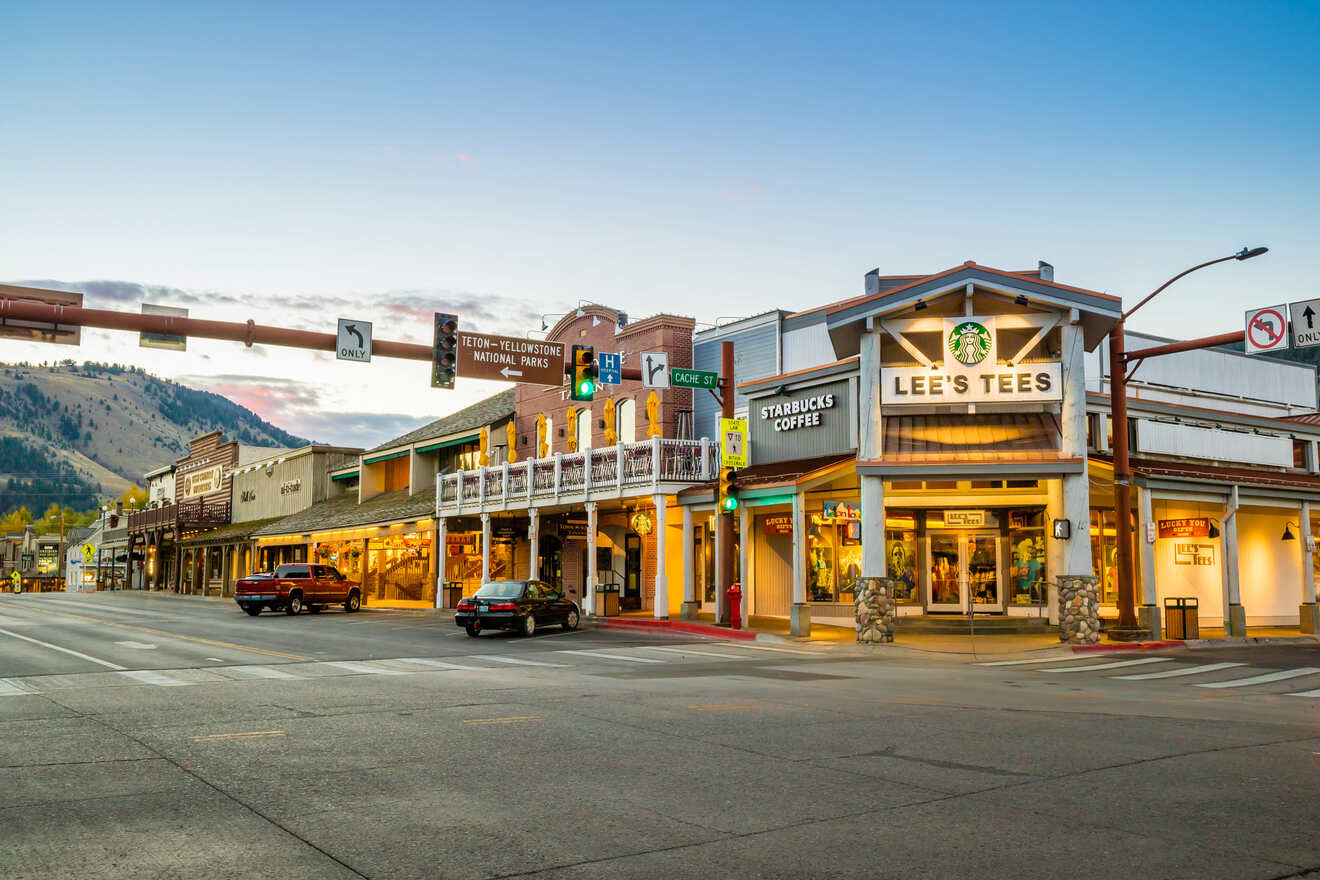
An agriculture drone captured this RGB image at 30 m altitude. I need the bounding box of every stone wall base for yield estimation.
[790,603,812,637]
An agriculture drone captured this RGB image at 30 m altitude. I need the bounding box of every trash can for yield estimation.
[595,583,620,617]
[443,581,464,609]
[1164,597,1199,640]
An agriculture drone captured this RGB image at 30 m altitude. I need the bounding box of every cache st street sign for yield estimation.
[1290,299,1320,349]
[336,318,372,362]
[1244,305,1288,355]
[670,367,718,389]
[457,331,566,386]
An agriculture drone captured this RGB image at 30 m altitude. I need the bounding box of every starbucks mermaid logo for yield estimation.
[948,321,992,366]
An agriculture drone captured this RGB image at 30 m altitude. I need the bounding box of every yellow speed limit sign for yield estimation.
[720,417,748,468]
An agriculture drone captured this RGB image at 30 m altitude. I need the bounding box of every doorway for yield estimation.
[539,535,563,590]
[927,532,1001,613]
[623,534,642,611]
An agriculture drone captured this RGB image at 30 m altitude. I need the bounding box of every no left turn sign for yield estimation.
[1244,305,1289,355]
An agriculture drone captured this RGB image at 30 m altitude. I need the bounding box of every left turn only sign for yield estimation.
[337,319,372,362]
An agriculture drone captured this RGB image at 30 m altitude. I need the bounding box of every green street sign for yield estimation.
[670,368,718,390]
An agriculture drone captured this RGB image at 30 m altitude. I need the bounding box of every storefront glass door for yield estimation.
[927,532,1001,613]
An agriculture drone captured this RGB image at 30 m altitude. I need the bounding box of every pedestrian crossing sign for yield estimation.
[9,571,18,589]
[82,545,95,563]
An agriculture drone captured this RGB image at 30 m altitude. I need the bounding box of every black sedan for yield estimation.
[455,580,580,637]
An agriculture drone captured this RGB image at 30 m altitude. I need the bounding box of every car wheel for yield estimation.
[345,590,361,613]
[563,608,579,631]
[521,614,536,637]
[243,605,262,617]
[465,624,480,638]
[285,592,303,615]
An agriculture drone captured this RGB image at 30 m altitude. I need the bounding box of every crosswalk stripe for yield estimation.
[470,655,567,668]
[1043,657,1174,673]
[0,627,126,670]
[646,646,757,660]
[228,665,304,680]
[976,655,1082,667]
[392,657,492,671]
[0,678,33,697]
[118,670,192,687]
[1112,662,1247,681]
[1193,667,1320,689]
[323,661,411,676]
[721,643,819,656]
[1285,687,1320,698]
[555,649,664,664]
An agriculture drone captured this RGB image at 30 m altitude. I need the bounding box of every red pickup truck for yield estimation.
[235,563,362,616]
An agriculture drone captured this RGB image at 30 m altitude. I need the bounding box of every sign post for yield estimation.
[457,332,566,386]
[336,319,372,362]
[1244,305,1289,355]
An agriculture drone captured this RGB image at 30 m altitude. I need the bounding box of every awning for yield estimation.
[178,517,285,548]
[1096,454,1320,495]
[676,455,854,505]
[859,412,1080,476]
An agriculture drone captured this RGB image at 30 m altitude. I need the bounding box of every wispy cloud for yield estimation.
[15,279,241,308]
[457,153,476,164]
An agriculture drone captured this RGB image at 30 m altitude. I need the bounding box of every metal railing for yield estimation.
[437,437,717,513]
[126,500,231,532]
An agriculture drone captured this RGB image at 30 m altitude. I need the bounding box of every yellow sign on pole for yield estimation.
[82,544,96,564]
[10,570,20,592]
[720,417,749,468]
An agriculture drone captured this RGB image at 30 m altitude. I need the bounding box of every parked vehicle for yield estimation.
[455,580,579,637]
[235,564,361,616]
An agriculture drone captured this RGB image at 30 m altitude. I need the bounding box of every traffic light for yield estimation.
[571,344,595,401]
[718,467,739,513]
[432,312,458,388]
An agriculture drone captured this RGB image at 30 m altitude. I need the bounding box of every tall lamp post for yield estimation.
[48,510,66,590]
[1109,246,1269,639]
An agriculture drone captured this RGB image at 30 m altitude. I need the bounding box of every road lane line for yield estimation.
[1043,658,1174,673]
[1113,662,1246,681]
[393,657,492,671]
[689,703,759,711]
[0,678,34,697]
[227,665,304,680]
[720,643,821,656]
[0,627,126,670]
[118,670,193,687]
[977,655,1083,666]
[555,649,664,664]
[646,646,756,660]
[324,661,411,676]
[191,730,285,741]
[1193,667,1320,689]
[1286,688,1320,698]
[470,654,567,667]
[463,716,540,725]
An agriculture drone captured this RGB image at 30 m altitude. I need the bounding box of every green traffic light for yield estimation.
[722,496,738,512]
[578,379,595,396]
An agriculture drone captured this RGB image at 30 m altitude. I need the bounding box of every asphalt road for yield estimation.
[2,591,1319,879]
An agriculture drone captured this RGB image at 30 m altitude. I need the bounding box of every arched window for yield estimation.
[577,408,593,451]
[617,398,636,444]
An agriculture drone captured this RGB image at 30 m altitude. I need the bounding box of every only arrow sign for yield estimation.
[1305,307,1315,330]
[345,323,364,347]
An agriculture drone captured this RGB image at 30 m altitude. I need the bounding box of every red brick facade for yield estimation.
[513,306,697,458]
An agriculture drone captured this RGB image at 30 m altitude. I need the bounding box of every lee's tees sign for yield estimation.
[881,316,1062,404]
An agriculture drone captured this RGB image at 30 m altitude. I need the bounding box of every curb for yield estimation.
[1072,640,1186,653]
[594,617,758,641]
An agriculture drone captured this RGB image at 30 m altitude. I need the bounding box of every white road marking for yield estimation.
[392,657,491,671]
[645,645,757,660]
[1043,657,1174,673]
[721,643,821,656]
[0,678,34,697]
[323,661,411,676]
[206,658,225,662]
[1285,687,1320,698]
[114,641,157,650]
[977,655,1084,667]
[0,627,126,670]
[227,665,304,680]
[555,649,664,664]
[470,654,567,667]
[1113,662,1247,681]
[1193,667,1320,689]
[118,670,193,687]
[20,598,166,617]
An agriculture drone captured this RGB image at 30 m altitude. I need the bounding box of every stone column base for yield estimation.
[1301,603,1320,635]
[790,603,812,637]
[855,577,895,644]
[1137,604,1162,641]
[1226,603,1247,636]
[1057,574,1101,645]
[679,601,700,621]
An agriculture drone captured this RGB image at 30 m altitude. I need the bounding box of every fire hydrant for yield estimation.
[727,583,743,630]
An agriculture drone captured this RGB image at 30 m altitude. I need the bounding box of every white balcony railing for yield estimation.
[437,437,717,514]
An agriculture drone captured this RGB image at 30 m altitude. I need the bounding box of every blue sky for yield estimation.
[1,1,1316,445]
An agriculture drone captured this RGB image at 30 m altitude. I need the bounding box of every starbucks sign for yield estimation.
[948,321,992,366]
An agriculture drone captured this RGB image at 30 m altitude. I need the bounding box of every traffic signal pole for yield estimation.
[716,340,734,625]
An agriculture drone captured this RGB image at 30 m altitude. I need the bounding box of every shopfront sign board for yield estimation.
[140,303,188,351]
[559,521,588,539]
[670,368,718,390]
[762,515,793,536]
[1244,305,1289,355]
[720,417,748,468]
[641,351,670,389]
[881,316,1062,404]
[457,332,566,385]
[181,465,224,499]
[1289,300,1320,349]
[1173,543,1215,565]
[336,318,372,362]
[596,352,622,386]
[944,510,986,527]
[1157,517,1211,538]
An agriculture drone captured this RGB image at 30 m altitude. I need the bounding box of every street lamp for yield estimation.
[48,509,65,589]
[1108,246,1268,639]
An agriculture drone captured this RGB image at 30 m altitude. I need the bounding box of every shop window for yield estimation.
[806,502,862,603]
[384,457,409,492]
[365,532,435,602]
[1087,413,1098,450]
[1008,510,1048,605]
[1293,439,1310,469]
[887,526,918,603]
[313,539,364,581]
[1090,509,1118,604]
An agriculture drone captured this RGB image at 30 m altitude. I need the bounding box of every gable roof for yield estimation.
[366,389,515,454]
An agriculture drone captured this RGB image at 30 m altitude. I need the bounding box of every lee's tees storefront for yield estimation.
[707,262,1320,637]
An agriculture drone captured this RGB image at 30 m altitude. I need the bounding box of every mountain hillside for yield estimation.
[0,361,308,513]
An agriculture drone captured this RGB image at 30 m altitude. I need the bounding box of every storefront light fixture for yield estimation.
[1282,521,1299,541]
[913,300,927,311]
[1014,295,1028,306]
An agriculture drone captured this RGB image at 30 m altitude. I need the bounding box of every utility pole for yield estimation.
[716,341,735,624]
